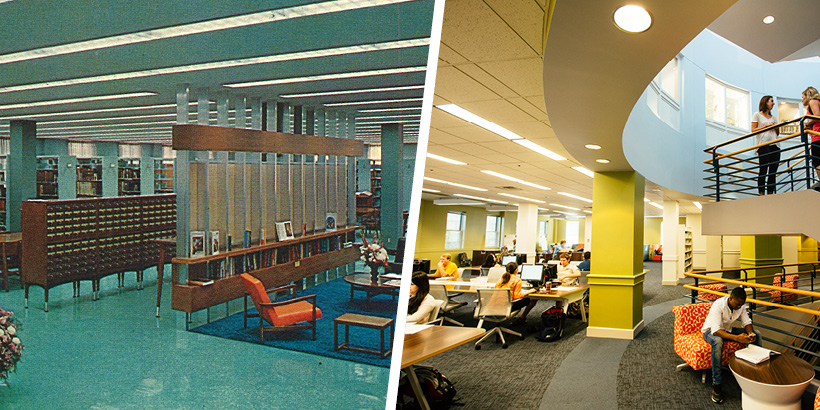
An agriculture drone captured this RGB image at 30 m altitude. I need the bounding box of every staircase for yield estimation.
[702,190,820,240]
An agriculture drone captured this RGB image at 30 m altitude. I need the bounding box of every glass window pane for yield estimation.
[705,77,725,122]
[445,231,461,249]
[726,87,749,129]
[660,58,678,100]
[446,212,461,231]
[566,220,579,246]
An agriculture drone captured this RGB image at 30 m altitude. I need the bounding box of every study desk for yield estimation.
[0,232,21,292]
[429,279,590,322]
[402,326,485,410]
[729,353,814,410]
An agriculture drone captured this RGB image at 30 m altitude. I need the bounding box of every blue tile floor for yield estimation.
[0,267,389,410]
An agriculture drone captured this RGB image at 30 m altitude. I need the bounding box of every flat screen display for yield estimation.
[501,255,516,265]
[520,264,543,281]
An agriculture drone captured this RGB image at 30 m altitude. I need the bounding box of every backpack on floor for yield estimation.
[536,306,565,342]
[399,365,459,409]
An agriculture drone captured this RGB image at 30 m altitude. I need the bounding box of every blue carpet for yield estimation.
[190,277,398,367]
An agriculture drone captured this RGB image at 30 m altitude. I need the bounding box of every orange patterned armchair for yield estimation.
[769,274,799,303]
[814,387,820,410]
[673,302,744,383]
[697,283,727,302]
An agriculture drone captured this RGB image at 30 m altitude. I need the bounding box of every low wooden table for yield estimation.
[333,313,394,358]
[344,273,400,302]
[729,353,814,410]
[402,326,485,410]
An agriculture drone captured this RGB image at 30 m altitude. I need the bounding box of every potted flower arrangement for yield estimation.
[0,308,23,383]
[360,235,388,282]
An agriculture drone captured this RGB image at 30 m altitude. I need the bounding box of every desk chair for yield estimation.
[473,288,523,349]
[486,266,505,284]
[429,284,467,326]
[423,299,445,325]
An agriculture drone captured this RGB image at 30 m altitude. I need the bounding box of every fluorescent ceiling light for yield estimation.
[421,188,440,193]
[0,0,417,65]
[38,128,171,136]
[38,113,176,125]
[613,5,652,33]
[513,139,567,161]
[226,66,426,88]
[693,201,702,210]
[39,121,175,131]
[596,159,610,164]
[584,144,601,150]
[558,192,592,203]
[644,198,650,202]
[571,166,594,178]
[325,98,423,107]
[423,177,486,192]
[358,107,421,113]
[550,203,580,211]
[357,114,421,120]
[453,194,508,204]
[763,15,775,24]
[426,153,466,165]
[436,104,521,140]
[480,170,550,190]
[0,92,156,111]
[0,103,180,121]
[538,207,549,211]
[498,192,546,204]
[648,202,664,210]
[0,40,428,94]
[553,210,578,216]
[583,210,592,214]
[281,85,424,98]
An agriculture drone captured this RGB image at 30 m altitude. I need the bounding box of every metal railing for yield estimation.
[704,115,820,201]
[683,263,820,373]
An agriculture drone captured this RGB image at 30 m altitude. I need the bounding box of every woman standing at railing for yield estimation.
[751,95,780,195]
[802,87,820,188]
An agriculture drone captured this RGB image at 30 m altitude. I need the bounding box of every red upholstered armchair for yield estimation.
[240,273,322,343]
[673,302,744,383]
[697,283,727,302]
[769,274,799,303]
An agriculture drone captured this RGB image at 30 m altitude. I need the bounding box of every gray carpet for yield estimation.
[642,261,696,307]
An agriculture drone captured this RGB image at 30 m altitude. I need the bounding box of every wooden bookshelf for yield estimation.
[76,157,103,198]
[36,156,59,199]
[117,158,141,196]
[171,226,358,313]
[21,194,176,311]
[153,159,174,194]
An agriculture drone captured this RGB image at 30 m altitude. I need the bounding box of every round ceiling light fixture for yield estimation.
[763,15,775,24]
[596,159,611,164]
[613,5,652,33]
[585,144,602,150]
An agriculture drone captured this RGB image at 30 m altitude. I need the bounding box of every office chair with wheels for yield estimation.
[474,288,523,349]
[428,284,467,326]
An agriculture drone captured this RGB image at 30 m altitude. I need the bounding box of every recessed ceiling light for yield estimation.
[644,198,650,202]
[583,210,592,214]
[648,202,664,210]
[225,65,426,89]
[763,15,775,24]
[354,114,421,120]
[281,85,424,99]
[480,170,550,190]
[326,98,423,107]
[498,192,546,204]
[550,203,580,211]
[571,166,594,178]
[596,159,610,164]
[613,5,652,33]
[584,144,602,150]
[553,210,578,216]
[421,188,440,193]
[538,207,549,212]
[454,193,508,204]
[558,192,593,203]
[358,107,421,113]
[426,153,466,165]
[513,139,567,161]
[423,177,487,192]
[0,92,156,111]
[693,201,702,210]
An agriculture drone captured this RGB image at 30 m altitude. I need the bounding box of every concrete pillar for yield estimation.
[662,200,680,286]
[740,236,783,285]
[587,171,645,340]
[584,216,592,252]
[516,203,538,263]
[380,123,403,248]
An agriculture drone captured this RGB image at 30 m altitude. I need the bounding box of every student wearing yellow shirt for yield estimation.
[430,253,458,278]
[495,262,537,325]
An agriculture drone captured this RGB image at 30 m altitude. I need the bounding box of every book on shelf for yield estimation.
[243,230,251,248]
[276,221,294,241]
[186,278,214,286]
[226,234,232,251]
[209,230,219,255]
[260,228,266,245]
[325,212,337,231]
[190,231,205,257]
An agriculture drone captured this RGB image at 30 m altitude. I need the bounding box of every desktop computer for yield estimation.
[501,255,517,266]
[520,264,545,288]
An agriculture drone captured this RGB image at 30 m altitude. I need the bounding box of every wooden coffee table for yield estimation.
[333,313,394,358]
[729,353,814,410]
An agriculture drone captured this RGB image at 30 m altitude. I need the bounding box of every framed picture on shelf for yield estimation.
[276,221,295,241]
[209,230,219,255]
[325,212,337,232]
[190,231,206,257]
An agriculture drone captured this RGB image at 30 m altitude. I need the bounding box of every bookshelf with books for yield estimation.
[118,158,141,196]
[76,157,103,198]
[154,159,174,194]
[171,226,358,314]
[36,156,59,199]
[370,160,382,208]
[21,194,176,311]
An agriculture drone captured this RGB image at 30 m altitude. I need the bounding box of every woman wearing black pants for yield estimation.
[751,95,780,195]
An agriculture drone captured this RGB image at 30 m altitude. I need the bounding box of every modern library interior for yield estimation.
[0,0,435,409]
[397,0,820,410]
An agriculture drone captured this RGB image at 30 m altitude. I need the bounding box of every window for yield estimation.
[705,76,749,130]
[445,211,466,249]
[648,57,680,129]
[565,220,579,247]
[655,58,678,100]
[68,142,96,157]
[777,99,803,135]
[118,144,141,158]
[485,215,502,248]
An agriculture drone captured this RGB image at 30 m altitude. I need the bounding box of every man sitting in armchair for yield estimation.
[702,287,761,404]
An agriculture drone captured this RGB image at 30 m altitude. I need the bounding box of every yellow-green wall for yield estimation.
[644,217,662,244]
[414,200,509,262]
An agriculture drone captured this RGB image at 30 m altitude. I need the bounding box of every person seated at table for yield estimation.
[557,254,581,286]
[481,253,496,268]
[406,271,440,325]
[552,240,570,258]
[702,287,761,404]
[578,251,591,271]
[495,262,537,325]
[430,253,458,278]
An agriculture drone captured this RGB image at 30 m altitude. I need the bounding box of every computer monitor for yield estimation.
[543,264,558,281]
[501,255,516,266]
[520,264,543,283]
[515,253,527,265]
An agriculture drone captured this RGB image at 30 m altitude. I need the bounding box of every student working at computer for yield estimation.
[495,262,537,325]
[429,253,458,278]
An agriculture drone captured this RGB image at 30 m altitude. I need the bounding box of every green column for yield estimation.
[740,236,783,285]
[97,142,118,197]
[8,120,37,232]
[587,171,646,339]
[380,123,403,248]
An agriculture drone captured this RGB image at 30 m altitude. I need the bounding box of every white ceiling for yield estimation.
[0,0,434,145]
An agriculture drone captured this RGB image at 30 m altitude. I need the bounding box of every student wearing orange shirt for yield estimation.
[495,262,537,325]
